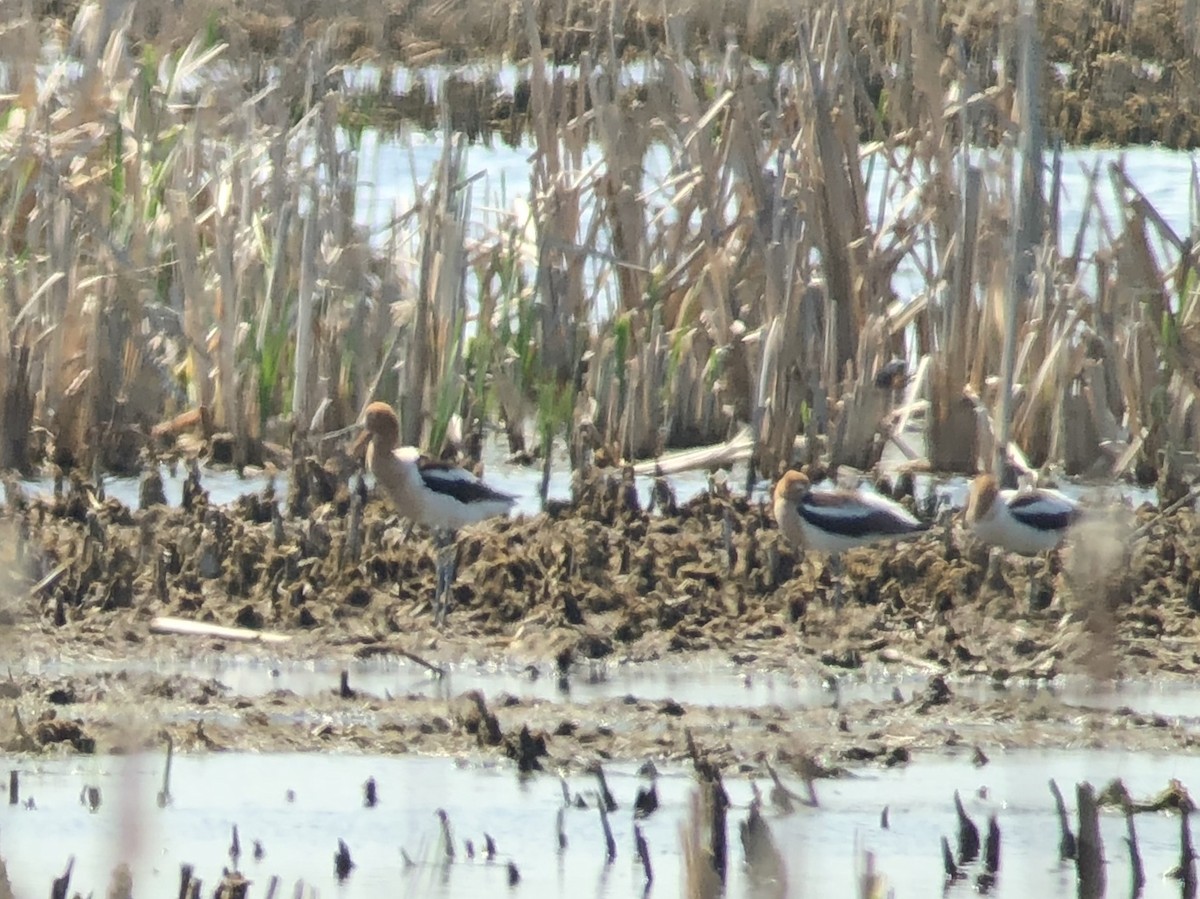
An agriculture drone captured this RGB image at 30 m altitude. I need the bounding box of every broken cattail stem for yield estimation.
[334,839,354,882]
[591,764,617,812]
[347,489,363,563]
[941,836,962,882]
[984,815,1001,874]
[1075,782,1106,899]
[1178,809,1196,895]
[1049,778,1077,860]
[437,809,456,860]
[722,509,736,571]
[264,876,280,899]
[634,825,653,885]
[1124,804,1145,896]
[994,0,1045,479]
[158,734,173,808]
[954,790,980,863]
[363,777,377,808]
[50,857,74,899]
[177,864,194,899]
[597,795,616,864]
[7,771,15,806]
[556,806,568,852]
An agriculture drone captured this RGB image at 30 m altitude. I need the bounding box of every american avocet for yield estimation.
[964,473,1080,607]
[772,470,929,606]
[964,473,1079,555]
[354,401,516,624]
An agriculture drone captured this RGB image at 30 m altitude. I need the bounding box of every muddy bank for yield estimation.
[0,664,1196,772]
[5,466,1200,683]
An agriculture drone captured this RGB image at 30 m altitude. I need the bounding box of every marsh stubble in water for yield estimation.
[1,752,1199,898]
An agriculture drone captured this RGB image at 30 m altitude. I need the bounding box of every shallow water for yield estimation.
[22,648,1200,724]
[8,444,723,519]
[3,748,1197,898]
[8,439,1162,524]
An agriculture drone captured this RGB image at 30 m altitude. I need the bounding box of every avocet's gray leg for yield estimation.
[434,530,457,626]
[831,554,845,610]
[1026,556,1038,612]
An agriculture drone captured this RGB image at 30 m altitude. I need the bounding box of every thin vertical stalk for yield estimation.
[995,0,1044,478]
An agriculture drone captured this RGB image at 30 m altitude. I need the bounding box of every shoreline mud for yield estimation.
[2,469,1198,769]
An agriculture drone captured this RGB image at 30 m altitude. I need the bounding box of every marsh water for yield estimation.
[5,748,1200,898]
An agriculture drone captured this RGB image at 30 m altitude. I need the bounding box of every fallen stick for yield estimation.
[629,425,754,477]
[28,563,69,600]
[149,616,292,644]
[1130,483,1200,542]
[395,648,446,679]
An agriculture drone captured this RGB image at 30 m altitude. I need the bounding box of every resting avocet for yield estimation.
[964,473,1080,556]
[772,470,929,605]
[354,401,516,623]
[964,473,1080,608]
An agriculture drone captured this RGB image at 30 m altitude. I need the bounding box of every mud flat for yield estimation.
[0,468,1197,766]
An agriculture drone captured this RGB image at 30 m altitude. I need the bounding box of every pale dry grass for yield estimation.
[0,0,1198,489]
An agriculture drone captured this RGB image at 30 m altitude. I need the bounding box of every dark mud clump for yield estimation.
[4,465,1200,687]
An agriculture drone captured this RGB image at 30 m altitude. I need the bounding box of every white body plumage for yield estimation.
[772,471,928,555]
[965,475,1079,556]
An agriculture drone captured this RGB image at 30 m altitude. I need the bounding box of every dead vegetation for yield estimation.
[1,0,1200,493]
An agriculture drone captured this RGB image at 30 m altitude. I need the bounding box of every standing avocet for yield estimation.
[964,473,1080,607]
[354,401,516,624]
[772,470,930,605]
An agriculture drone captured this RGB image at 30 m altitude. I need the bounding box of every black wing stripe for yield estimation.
[798,500,926,538]
[1007,494,1079,531]
[419,469,514,505]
